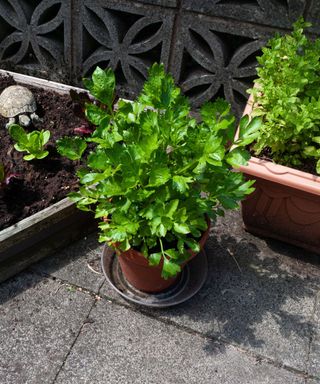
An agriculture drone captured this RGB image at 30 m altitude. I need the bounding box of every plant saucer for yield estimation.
[101,245,208,308]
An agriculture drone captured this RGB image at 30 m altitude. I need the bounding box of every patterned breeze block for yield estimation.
[171,14,273,117]
[0,0,319,112]
[0,0,71,81]
[73,0,175,98]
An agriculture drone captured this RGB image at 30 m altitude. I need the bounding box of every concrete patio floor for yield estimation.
[1,210,320,384]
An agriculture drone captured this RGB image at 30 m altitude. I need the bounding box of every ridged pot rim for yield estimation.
[237,94,320,196]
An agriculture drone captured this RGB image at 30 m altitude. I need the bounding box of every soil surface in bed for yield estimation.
[0,75,88,230]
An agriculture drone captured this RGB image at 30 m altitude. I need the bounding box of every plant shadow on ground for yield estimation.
[145,226,319,357]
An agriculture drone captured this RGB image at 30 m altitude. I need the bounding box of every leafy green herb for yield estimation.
[64,64,260,278]
[250,18,320,173]
[56,136,87,161]
[8,124,50,160]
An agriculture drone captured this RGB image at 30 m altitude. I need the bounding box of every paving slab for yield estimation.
[0,272,94,384]
[308,291,320,379]
[100,210,320,372]
[55,299,305,384]
[31,232,105,293]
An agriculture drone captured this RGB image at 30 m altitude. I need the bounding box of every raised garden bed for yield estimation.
[0,70,96,283]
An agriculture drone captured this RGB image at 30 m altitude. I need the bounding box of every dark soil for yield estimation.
[0,75,89,230]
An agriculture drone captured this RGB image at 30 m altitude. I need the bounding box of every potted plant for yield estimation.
[238,19,320,253]
[57,63,260,293]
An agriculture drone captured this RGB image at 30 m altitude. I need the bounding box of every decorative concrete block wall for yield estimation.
[0,0,318,116]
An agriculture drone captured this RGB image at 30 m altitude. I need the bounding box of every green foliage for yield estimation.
[8,124,50,160]
[65,64,259,278]
[250,18,320,173]
[56,136,87,160]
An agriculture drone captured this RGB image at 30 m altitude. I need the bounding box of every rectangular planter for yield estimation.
[239,96,320,254]
[0,70,96,283]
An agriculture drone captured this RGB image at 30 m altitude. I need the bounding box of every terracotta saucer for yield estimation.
[101,246,208,308]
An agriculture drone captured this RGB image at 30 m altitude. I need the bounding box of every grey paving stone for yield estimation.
[0,272,94,384]
[307,379,320,384]
[31,232,105,293]
[101,210,320,372]
[55,299,305,384]
[308,292,320,378]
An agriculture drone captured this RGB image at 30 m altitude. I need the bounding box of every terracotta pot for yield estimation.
[238,95,320,254]
[116,220,211,293]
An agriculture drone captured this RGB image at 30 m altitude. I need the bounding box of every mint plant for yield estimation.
[8,124,50,160]
[61,63,260,278]
[250,18,320,174]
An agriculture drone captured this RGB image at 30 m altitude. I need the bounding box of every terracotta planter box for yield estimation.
[0,70,95,283]
[239,96,320,254]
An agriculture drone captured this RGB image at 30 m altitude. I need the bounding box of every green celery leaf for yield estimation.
[164,248,180,259]
[172,176,193,193]
[149,166,171,186]
[226,148,251,168]
[84,67,115,107]
[149,252,162,266]
[162,259,181,279]
[87,150,109,170]
[173,222,190,234]
[85,103,108,126]
[56,136,87,161]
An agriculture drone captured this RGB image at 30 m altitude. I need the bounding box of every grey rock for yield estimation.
[55,300,305,384]
[0,85,36,118]
[0,272,94,384]
[0,85,38,127]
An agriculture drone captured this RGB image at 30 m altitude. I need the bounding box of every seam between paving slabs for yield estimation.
[32,271,314,382]
[50,279,105,384]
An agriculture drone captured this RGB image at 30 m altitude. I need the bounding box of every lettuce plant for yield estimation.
[59,64,260,278]
[250,18,320,173]
[8,124,50,160]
